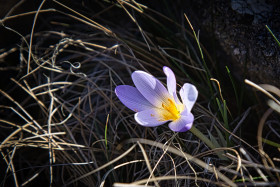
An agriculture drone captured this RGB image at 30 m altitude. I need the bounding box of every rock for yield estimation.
[231,0,273,24]
[186,0,280,86]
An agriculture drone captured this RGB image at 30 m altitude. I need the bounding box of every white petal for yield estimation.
[179,83,198,111]
[135,108,168,127]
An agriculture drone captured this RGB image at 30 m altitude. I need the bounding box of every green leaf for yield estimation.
[214,126,227,147]
[207,130,221,148]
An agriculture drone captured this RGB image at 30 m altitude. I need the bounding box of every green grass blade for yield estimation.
[105,114,109,149]
[266,25,280,47]
[214,126,227,147]
[262,138,280,148]
[226,66,240,109]
[216,98,230,145]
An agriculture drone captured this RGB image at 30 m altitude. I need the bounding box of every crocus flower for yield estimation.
[115,66,198,132]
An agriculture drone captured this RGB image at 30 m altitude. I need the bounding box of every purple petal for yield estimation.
[135,108,168,127]
[163,66,180,104]
[163,66,176,95]
[179,83,198,112]
[168,112,194,132]
[132,71,170,108]
[115,85,153,112]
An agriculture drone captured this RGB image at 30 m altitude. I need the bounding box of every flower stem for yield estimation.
[190,126,216,150]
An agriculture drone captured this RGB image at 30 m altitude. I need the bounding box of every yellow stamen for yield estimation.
[160,98,182,121]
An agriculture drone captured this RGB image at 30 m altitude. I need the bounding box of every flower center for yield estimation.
[161,98,182,121]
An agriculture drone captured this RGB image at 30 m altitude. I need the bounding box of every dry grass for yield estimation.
[0,0,279,186]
